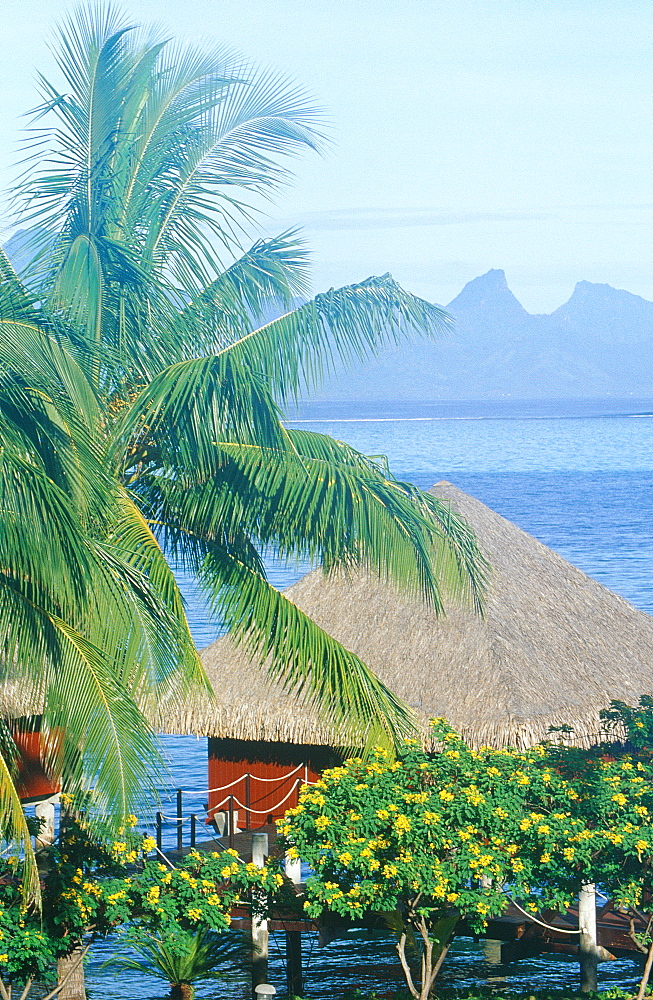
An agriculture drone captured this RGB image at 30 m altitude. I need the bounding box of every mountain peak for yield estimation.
[447,268,531,325]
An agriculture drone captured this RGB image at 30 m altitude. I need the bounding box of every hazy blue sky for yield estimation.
[1,0,650,311]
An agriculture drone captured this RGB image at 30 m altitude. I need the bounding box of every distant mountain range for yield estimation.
[7,226,651,403]
[307,269,653,402]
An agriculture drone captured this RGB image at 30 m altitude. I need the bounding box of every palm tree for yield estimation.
[2,4,487,866]
[103,928,247,1000]
[0,245,205,898]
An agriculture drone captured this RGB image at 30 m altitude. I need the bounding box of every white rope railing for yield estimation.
[180,764,307,797]
[207,780,302,817]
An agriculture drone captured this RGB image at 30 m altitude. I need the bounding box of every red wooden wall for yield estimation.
[13,729,61,803]
[207,738,339,829]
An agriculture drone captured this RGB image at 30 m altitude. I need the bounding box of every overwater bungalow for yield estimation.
[159,481,653,832]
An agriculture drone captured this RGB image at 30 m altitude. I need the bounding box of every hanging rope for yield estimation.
[182,764,307,797]
[207,780,302,817]
[503,892,581,934]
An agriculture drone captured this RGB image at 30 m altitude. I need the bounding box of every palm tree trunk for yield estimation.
[56,948,86,1000]
[170,985,193,1000]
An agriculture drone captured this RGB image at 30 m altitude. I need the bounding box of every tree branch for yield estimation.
[18,978,33,1000]
[396,930,419,1000]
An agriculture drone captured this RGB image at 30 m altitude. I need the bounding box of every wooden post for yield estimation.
[35,794,57,851]
[285,853,303,997]
[284,853,302,885]
[246,773,251,830]
[190,814,196,848]
[251,832,269,999]
[229,795,235,849]
[176,789,183,852]
[156,811,163,852]
[579,882,598,992]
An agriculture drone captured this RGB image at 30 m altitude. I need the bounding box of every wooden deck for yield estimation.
[167,832,648,958]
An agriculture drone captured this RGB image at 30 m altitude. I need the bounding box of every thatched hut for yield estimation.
[163,481,653,828]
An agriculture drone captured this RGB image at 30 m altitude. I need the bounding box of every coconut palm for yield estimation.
[0,245,206,898]
[2,3,487,868]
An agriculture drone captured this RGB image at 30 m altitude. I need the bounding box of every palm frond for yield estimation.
[200,546,418,748]
[218,273,453,401]
[0,751,40,904]
[174,232,311,356]
[111,352,285,478]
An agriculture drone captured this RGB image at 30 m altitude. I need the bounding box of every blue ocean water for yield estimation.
[87,401,653,998]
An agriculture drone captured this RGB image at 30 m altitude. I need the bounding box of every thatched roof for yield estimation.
[159,481,653,748]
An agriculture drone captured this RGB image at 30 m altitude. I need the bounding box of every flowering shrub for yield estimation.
[280,715,653,1000]
[0,817,283,999]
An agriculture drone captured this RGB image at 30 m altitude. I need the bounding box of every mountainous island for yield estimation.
[6,225,651,406]
[308,269,653,404]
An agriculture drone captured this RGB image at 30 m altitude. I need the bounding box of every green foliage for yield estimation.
[0,0,490,854]
[104,926,246,991]
[280,710,653,998]
[0,817,281,998]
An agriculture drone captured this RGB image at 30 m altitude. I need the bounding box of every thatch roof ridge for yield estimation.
[158,480,653,748]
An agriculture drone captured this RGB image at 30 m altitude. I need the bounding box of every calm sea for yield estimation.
[87,399,653,998]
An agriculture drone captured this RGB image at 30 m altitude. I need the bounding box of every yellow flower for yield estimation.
[439,789,455,802]
[563,848,575,861]
[537,825,550,835]
[142,837,156,853]
[423,812,440,825]
[612,793,627,806]
[112,842,127,854]
[207,894,221,906]
[376,809,390,820]
[447,892,459,903]
[146,886,160,904]
[187,907,202,921]
[394,815,411,835]
[540,852,552,864]
[0,955,7,964]
[315,816,331,830]
[338,852,353,865]
[383,863,398,879]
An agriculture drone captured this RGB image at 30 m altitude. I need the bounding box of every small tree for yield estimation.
[512,700,653,997]
[104,927,246,1000]
[280,726,564,1000]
